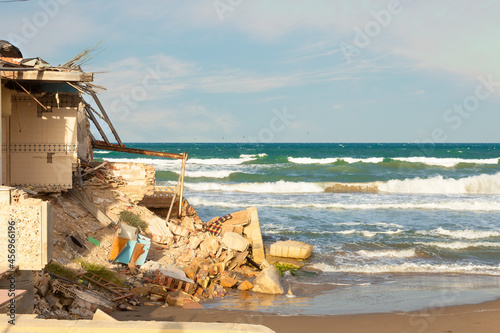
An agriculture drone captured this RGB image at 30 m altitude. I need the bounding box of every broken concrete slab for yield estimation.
[244,207,265,264]
[252,262,284,295]
[222,232,249,252]
[269,240,313,259]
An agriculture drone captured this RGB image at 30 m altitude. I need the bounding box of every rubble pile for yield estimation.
[29,161,312,319]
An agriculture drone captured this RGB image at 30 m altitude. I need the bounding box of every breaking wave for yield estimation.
[356,249,417,258]
[185,170,234,179]
[417,241,500,249]
[325,173,500,195]
[184,180,324,193]
[186,197,500,212]
[311,262,500,275]
[288,156,499,167]
[418,228,500,240]
[335,229,403,237]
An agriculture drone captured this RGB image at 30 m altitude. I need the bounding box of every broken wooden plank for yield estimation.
[0,70,93,82]
[85,105,111,145]
[91,92,123,146]
[93,141,185,160]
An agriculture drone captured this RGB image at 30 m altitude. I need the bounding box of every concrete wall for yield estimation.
[105,162,156,201]
[9,93,78,191]
[0,187,53,270]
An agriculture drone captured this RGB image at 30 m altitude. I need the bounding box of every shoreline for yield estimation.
[111,297,500,333]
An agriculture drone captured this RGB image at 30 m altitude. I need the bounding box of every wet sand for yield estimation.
[111,297,500,333]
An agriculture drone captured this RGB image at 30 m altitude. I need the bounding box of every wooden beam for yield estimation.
[90,92,123,146]
[0,70,93,82]
[85,105,111,145]
[93,141,185,160]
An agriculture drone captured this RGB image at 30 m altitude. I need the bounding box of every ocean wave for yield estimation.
[378,173,500,194]
[186,197,500,212]
[188,157,256,165]
[416,241,500,249]
[288,157,384,164]
[94,150,111,154]
[240,153,267,158]
[356,249,417,258]
[184,180,324,193]
[335,222,405,228]
[185,170,233,179]
[392,157,500,168]
[287,156,499,167]
[104,156,256,168]
[323,173,500,195]
[336,229,403,237]
[311,262,500,275]
[419,227,500,240]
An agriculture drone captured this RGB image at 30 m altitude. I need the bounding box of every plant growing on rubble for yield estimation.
[119,210,148,232]
[78,260,125,287]
[45,261,77,281]
[274,263,300,276]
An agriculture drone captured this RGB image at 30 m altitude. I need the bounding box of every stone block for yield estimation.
[166,291,193,307]
[130,286,151,297]
[168,223,190,238]
[252,262,284,294]
[269,240,313,259]
[237,280,253,291]
[222,232,249,252]
[220,276,238,288]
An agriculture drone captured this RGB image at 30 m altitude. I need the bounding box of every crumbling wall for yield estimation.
[0,187,53,270]
[105,162,156,201]
[77,102,92,162]
[9,93,79,191]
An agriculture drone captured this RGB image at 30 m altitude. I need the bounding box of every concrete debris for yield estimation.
[28,162,313,320]
[222,232,250,252]
[269,240,313,260]
[252,261,285,295]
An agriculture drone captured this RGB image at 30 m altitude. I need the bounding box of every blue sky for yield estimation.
[2,0,500,143]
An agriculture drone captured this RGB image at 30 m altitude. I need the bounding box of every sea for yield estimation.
[97,143,500,315]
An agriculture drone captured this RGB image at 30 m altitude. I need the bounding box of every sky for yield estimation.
[1,0,500,143]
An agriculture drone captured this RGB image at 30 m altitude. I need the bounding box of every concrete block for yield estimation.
[270,240,313,259]
[222,232,249,252]
[252,262,284,294]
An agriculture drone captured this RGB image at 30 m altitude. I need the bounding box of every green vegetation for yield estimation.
[119,210,148,231]
[45,261,77,281]
[78,260,125,287]
[274,262,301,276]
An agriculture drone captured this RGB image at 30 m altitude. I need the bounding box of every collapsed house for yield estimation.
[0,41,188,314]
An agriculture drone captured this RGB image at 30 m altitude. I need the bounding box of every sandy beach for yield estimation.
[111,297,500,333]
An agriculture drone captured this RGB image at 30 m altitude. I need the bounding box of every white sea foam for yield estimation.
[188,157,256,165]
[393,157,500,168]
[378,173,500,194]
[417,241,500,249]
[356,249,417,258]
[184,181,324,193]
[419,227,500,240]
[288,157,384,164]
[311,262,500,275]
[288,156,499,167]
[335,222,405,228]
[336,229,403,237]
[104,156,256,168]
[240,153,267,158]
[186,197,500,212]
[184,170,233,179]
[94,150,110,154]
